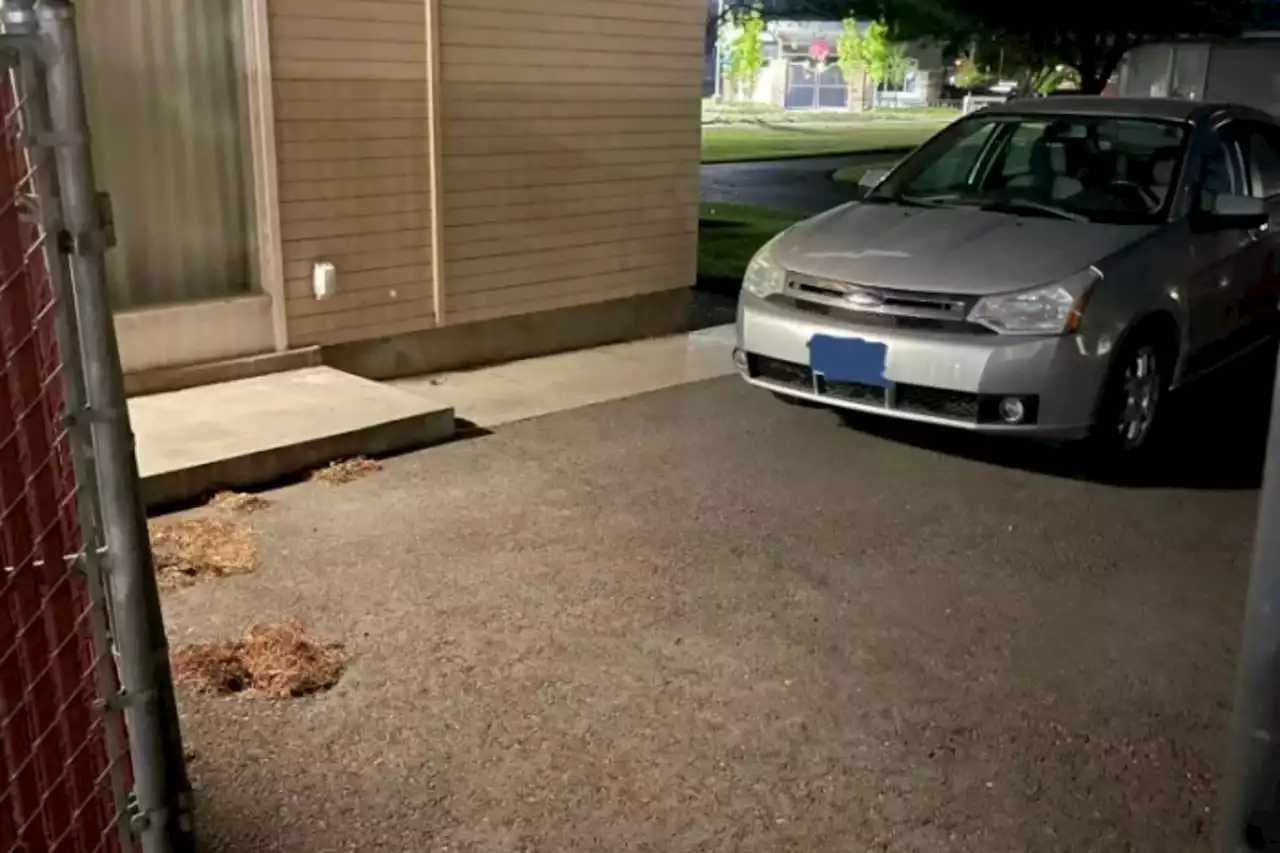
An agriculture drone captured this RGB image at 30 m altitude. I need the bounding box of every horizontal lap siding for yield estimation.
[270,0,434,347]
[438,0,702,326]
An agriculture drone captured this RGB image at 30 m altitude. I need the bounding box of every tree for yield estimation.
[952,54,989,89]
[835,18,867,108]
[859,20,909,104]
[723,8,768,100]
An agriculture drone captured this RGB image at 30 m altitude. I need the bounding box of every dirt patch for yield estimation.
[171,620,346,699]
[149,517,257,590]
[310,456,383,485]
[207,491,273,514]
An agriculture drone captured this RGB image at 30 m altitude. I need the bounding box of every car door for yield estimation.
[1182,120,1253,375]
[1225,120,1280,348]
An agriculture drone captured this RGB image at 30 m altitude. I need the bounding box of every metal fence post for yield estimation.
[1218,343,1280,851]
[3,2,133,850]
[35,2,195,852]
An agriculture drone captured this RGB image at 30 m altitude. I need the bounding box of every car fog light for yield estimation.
[733,348,749,374]
[998,396,1026,424]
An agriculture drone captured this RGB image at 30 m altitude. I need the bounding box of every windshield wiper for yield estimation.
[978,198,1089,222]
[870,193,966,209]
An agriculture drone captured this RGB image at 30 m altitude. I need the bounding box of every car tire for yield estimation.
[1088,327,1175,462]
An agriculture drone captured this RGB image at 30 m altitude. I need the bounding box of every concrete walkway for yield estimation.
[132,326,737,505]
[393,324,736,428]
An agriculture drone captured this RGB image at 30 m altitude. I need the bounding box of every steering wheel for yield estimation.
[1105,180,1161,209]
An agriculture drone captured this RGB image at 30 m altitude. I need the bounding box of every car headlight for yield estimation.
[968,267,1101,335]
[742,235,787,299]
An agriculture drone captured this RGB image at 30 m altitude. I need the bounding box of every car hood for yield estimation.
[771,202,1155,296]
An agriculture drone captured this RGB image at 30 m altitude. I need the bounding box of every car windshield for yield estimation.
[865,113,1190,225]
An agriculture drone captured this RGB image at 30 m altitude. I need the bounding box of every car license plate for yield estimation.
[808,335,889,388]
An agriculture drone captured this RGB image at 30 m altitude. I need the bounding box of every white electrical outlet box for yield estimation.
[313,261,336,300]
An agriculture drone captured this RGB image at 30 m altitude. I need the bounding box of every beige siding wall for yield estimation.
[437,0,704,326]
[271,0,701,347]
[270,0,434,347]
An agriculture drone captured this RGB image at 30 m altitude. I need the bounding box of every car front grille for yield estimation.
[778,276,994,336]
[746,355,1032,426]
[895,384,980,422]
[817,376,887,406]
[779,296,991,334]
[751,354,812,390]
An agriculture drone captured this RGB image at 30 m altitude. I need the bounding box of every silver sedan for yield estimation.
[735,97,1280,456]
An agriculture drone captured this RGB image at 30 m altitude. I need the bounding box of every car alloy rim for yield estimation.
[1118,346,1160,449]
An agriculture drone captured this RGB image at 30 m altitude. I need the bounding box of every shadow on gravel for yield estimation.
[837,344,1276,492]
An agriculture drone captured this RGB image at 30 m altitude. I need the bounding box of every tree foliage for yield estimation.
[859,19,907,88]
[835,18,866,82]
[952,55,988,89]
[724,9,768,97]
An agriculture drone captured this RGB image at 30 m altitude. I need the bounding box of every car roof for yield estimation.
[980,96,1277,125]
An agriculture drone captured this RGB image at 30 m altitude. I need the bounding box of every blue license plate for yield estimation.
[808,335,889,388]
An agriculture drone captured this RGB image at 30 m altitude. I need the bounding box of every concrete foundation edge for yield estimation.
[140,406,455,508]
[125,347,322,398]
[321,288,693,381]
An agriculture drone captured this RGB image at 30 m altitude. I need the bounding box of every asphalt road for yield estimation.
[700,153,881,214]
[164,357,1272,853]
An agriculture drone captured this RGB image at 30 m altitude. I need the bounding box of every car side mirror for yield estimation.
[1199,193,1269,230]
[858,168,889,189]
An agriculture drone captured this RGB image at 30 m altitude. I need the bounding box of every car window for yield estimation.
[993,122,1047,180]
[899,122,999,195]
[1239,122,1280,199]
[1199,126,1245,210]
[868,114,1189,225]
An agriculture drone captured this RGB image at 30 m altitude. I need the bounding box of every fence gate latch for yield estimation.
[58,192,116,256]
[125,791,169,837]
[96,191,115,249]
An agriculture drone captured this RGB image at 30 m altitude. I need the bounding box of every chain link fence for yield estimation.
[0,3,192,852]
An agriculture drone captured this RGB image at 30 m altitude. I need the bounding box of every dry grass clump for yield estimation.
[170,620,346,699]
[207,490,273,514]
[149,517,257,589]
[310,456,383,485]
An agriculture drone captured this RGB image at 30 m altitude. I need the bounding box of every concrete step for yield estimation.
[132,366,454,507]
[125,347,323,397]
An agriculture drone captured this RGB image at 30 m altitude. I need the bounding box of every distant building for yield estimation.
[1118,35,1280,114]
[709,17,945,109]
[1116,1,1280,113]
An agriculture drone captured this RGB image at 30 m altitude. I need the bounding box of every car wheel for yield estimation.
[1090,331,1172,459]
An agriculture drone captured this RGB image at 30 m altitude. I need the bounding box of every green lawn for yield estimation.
[701,123,941,163]
[702,101,961,126]
[698,202,805,286]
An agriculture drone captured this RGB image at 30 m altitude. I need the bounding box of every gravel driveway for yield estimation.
[163,367,1268,853]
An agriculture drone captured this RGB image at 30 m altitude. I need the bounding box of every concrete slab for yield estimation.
[132,366,454,507]
[392,325,737,428]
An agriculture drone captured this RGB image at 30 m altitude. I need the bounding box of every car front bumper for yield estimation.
[735,293,1109,438]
